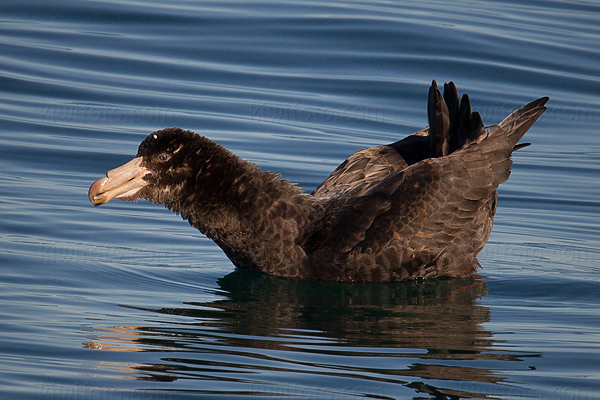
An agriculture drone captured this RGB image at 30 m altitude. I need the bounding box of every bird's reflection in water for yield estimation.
[84,270,539,399]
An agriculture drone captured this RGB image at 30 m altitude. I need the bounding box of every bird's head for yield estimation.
[88,128,201,207]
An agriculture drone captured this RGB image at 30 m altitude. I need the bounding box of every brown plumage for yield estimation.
[89,81,548,282]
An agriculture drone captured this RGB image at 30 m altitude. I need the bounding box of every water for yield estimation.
[1,0,599,399]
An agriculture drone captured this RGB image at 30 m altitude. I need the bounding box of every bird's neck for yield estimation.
[164,144,321,277]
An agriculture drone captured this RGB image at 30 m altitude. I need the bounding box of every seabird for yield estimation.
[89,81,548,281]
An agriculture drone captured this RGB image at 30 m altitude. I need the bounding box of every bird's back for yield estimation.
[304,81,548,281]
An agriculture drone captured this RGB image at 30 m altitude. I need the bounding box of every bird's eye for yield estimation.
[158,152,171,162]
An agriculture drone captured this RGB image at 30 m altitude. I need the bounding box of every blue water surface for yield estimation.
[1,1,599,399]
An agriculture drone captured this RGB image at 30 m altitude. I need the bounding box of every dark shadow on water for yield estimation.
[84,270,540,399]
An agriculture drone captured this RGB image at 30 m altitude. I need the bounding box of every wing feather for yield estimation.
[304,83,547,281]
[305,124,517,279]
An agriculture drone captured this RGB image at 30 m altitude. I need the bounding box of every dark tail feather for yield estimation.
[513,142,531,151]
[426,81,547,160]
[428,80,487,157]
[443,82,461,152]
[428,80,450,157]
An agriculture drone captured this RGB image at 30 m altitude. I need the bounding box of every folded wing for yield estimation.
[306,83,548,280]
